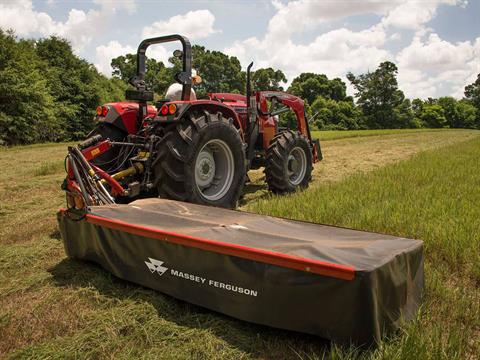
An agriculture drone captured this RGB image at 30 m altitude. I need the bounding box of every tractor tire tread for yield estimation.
[154,110,245,208]
[264,130,313,194]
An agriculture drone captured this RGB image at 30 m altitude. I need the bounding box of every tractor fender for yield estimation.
[97,102,156,135]
[159,101,245,141]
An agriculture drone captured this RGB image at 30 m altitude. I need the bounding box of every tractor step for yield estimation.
[57,198,423,345]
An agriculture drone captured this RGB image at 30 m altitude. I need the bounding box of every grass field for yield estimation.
[310,128,449,141]
[1,129,479,359]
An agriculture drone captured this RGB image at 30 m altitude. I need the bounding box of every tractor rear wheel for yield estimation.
[154,111,245,208]
[265,130,312,193]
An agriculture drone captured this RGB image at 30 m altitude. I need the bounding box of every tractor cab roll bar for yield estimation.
[127,34,193,102]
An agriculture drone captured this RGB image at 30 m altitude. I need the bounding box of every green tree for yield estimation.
[251,67,286,91]
[456,100,478,128]
[310,96,362,130]
[347,61,412,129]
[111,53,136,81]
[189,45,245,97]
[111,53,171,96]
[464,74,480,110]
[0,31,126,144]
[395,99,420,128]
[36,36,126,139]
[424,96,478,129]
[419,103,447,128]
[464,74,480,126]
[0,30,58,144]
[437,97,461,128]
[288,73,347,104]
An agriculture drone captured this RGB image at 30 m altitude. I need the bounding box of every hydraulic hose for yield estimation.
[68,153,92,206]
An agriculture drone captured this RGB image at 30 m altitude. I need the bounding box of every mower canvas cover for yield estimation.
[57,198,423,345]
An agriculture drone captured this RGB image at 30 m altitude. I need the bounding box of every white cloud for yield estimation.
[142,10,219,40]
[95,41,135,76]
[397,33,474,71]
[0,0,55,37]
[226,0,398,83]
[381,0,464,30]
[94,39,171,76]
[94,8,219,76]
[0,0,135,53]
[145,46,170,65]
[396,34,480,98]
[1,0,475,99]
[266,0,394,40]
[227,25,392,92]
[390,33,402,41]
[225,0,471,98]
[93,0,137,14]
[225,0,393,88]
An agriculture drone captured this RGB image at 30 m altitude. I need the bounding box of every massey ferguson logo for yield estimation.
[145,258,168,276]
[144,257,258,297]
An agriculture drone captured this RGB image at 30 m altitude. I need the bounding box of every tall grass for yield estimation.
[247,137,480,359]
[248,137,480,275]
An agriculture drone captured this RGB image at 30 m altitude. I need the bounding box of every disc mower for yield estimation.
[63,34,322,209]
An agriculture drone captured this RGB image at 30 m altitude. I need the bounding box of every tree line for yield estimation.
[1,30,479,145]
[0,30,125,145]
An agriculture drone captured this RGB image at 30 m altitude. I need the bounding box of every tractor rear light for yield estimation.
[101,106,109,117]
[168,104,177,115]
[160,105,169,116]
[96,106,109,117]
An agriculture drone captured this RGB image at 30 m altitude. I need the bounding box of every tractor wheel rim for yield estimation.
[287,146,307,186]
[195,139,234,201]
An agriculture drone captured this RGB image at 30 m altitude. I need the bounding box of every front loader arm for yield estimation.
[257,91,309,139]
[256,91,321,162]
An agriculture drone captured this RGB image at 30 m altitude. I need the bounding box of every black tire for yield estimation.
[88,123,127,172]
[153,111,246,208]
[265,130,313,193]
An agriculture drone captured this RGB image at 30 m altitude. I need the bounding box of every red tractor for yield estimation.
[64,34,322,209]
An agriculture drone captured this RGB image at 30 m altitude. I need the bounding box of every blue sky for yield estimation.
[1,0,479,99]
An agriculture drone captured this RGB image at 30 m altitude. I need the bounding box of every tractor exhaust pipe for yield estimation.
[246,62,253,108]
[245,62,258,165]
[246,62,256,139]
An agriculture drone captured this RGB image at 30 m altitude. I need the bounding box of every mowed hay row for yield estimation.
[0,131,479,359]
[0,143,68,245]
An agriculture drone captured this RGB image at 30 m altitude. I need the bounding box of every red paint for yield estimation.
[208,93,247,103]
[81,140,112,161]
[90,164,124,196]
[105,102,157,134]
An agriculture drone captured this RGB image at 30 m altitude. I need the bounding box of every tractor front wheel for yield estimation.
[265,130,313,193]
[154,111,245,208]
